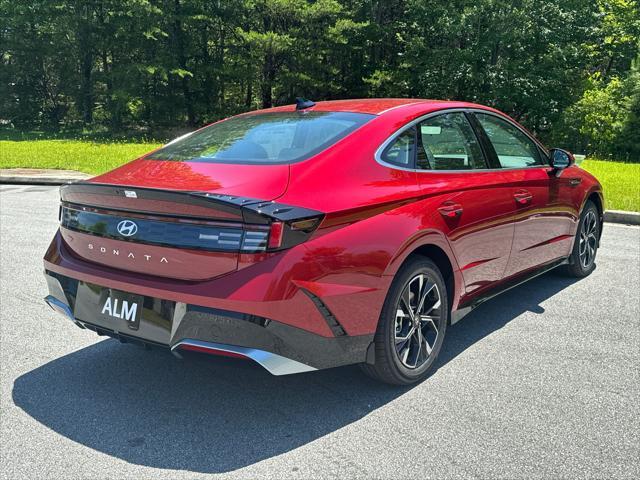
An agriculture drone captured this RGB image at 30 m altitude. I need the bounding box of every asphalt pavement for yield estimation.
[1,184,639,479]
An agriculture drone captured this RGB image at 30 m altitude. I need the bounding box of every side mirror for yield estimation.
[549,148,575,170]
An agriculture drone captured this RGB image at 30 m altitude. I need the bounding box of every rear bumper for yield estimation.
[43,270,373,375]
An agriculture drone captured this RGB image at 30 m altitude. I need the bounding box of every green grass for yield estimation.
[581,159,640,212]
[0,139,162,175]
[1,138,638,212]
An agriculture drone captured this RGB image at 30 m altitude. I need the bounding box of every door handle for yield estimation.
[438,201,463,218]
[513,190,532,205]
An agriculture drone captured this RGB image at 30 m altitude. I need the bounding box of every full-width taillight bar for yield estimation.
[59,183,325,253]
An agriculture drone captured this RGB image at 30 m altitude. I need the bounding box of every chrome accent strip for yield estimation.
[171,339,317,376]
[376,101,425,115]
[44,295,76,322]
[374,107,550,174]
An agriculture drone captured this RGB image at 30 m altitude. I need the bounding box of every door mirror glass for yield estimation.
[550,148,575,170]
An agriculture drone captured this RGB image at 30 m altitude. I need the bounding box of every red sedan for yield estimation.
[43,98,603,384]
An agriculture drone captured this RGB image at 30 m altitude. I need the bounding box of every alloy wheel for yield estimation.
[394,273,442,369]
[579,210,598,269]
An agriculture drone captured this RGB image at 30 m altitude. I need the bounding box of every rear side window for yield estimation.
[381,127,416,167]
[475,113,543,168]
[146,112,374,164]
[416,113,486,170]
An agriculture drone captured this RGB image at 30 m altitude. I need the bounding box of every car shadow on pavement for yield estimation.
[12,271,578,474]
[434,271,579,368]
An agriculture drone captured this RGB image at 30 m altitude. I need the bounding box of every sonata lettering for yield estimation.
[86,244,168,264]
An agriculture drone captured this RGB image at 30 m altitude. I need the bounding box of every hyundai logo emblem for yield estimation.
[117,220,138,237]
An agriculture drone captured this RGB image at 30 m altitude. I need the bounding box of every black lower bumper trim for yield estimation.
[44,270,372,372]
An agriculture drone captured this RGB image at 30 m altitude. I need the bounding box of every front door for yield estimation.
[472,112,573,277]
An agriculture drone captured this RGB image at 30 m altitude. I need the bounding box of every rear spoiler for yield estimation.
[60,182,323,225]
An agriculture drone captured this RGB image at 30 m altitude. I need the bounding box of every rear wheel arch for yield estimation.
[587,192,603,215]
[408,245,455,312]
[382,232,462,320]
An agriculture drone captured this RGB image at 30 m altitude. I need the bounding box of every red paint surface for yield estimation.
[92,160,290,201]
[45,99,603,339]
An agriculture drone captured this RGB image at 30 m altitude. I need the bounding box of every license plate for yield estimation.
[74,283,143,331]
[99,290,143,330]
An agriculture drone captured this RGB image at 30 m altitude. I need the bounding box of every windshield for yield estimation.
[146,111,375,164]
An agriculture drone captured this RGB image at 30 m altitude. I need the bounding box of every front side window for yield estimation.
[146,111,375,164]
[416,113,486,170]
[475,113,543,168]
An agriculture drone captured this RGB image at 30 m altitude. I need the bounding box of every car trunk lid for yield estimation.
[89,158,290,202]
[57,164,322,281]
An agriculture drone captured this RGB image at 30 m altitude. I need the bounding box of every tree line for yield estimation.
[1,0,638,159]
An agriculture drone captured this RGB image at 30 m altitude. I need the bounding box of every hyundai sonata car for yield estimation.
[43,98,603,384]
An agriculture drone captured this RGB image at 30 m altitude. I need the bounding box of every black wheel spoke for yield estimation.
[394,273,442,370]
[578,210,598,269]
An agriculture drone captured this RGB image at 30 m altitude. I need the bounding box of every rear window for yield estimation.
[146,112,375,164]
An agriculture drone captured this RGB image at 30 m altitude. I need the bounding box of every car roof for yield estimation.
[251,98,490,116]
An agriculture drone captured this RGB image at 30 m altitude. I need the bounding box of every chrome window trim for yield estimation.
[374,107,550,174]
[377,101,425,115]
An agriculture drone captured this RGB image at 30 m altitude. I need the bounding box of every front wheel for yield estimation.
[361,257,448,385]
[562,200,600,277]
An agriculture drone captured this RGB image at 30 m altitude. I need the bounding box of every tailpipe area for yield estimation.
[171,339,317,376]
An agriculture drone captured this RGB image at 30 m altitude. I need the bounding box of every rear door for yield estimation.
[412,112,517,298]
[472,112,574,277]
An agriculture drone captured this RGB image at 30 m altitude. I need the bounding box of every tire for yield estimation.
[561,200,600,278]
[361,256,448,385]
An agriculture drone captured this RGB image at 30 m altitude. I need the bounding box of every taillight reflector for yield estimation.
[290,217,321,231]
[268,221,284,249]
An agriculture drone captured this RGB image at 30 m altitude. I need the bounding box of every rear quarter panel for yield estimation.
[296,200,464,335]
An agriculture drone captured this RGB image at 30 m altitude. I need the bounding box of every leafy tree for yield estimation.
[618,50,640,158]
[0,0,638,159]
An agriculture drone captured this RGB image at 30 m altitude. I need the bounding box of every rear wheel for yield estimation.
[362,257,448,385]
[562,200,600,277]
